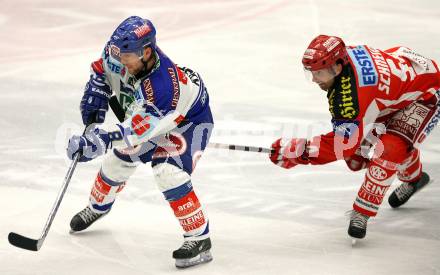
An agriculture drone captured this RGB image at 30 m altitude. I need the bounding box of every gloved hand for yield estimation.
[269,138,310,169]
[80,74,112,125]
[66,127,121,162]
[344,142,371,171]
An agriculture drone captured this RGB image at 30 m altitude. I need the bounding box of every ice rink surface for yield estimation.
[0,0,439,274]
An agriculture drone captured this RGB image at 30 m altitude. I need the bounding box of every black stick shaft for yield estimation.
[208,142,273,154]
[109,95,125,122]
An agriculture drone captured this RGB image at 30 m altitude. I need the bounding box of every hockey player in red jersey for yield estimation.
[269,35,440,239]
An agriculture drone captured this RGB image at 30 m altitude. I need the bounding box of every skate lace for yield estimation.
[349,211,369,229]
[395,183,414,201]
[181,241,198,250]
[78,208,100,223]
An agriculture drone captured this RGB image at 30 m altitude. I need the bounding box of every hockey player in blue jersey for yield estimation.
[66,16,213,268]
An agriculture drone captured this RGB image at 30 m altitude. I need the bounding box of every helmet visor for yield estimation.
[109,43,144,63]
[303,65,338,84]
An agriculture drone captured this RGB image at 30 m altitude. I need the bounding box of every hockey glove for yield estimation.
[344,140,372,171]
[269,138,310,169]
[67,127,122,162]
[344,147,369,171]
[80,74,112,125]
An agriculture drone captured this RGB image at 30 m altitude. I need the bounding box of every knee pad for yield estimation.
[373,133,411,165]
[153,163,191,193]
[101,149,138,183]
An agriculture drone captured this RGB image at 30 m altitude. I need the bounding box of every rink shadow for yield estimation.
[68,229,113,238]
[385,206,430,214]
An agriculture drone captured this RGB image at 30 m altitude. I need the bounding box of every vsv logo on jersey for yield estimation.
[347,46,378,87]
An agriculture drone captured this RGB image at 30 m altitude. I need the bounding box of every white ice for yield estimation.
[0,1,439,274]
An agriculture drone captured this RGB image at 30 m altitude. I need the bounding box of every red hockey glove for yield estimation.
[344,140,372,171]
[344,147,369,171]
[269,138,310,169]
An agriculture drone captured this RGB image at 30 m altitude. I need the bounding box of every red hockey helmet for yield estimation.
[302,35,348,71]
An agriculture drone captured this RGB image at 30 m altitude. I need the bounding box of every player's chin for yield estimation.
[127,67,136,75]
[318,83,328,90]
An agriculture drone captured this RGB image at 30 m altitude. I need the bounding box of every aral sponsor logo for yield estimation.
[178,200,195,212]
[347,46,378,87]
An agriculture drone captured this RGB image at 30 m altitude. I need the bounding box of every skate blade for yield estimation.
[351,238,357,246]
[350,236,365,246]
[175,250,213,268]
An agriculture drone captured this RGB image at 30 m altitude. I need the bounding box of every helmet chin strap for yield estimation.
[134,52,154,80]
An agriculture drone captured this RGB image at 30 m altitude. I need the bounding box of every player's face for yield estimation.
[310,68,336,91]
[120,52,144,75]
[305,64,342,91]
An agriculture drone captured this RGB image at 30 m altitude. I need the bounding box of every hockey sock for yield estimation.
[89,170,126,214]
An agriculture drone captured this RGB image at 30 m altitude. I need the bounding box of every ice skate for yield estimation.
[388,172,430,208]
[69,206,108,233]
[173,238,213,268]
[348,210,369,242]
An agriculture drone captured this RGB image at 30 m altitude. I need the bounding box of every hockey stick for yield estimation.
[109,95,125,122]
[208,142,273,153]
[8,127,88,251]
[108,96,272,154]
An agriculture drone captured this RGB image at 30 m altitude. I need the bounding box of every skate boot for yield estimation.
[388,172,430,208]
[348,210,369,239]
[172,238,213,268]
[70,206,108,233]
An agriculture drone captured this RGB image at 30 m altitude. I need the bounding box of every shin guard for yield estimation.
[89,171,126,214]
[353,134,411,217]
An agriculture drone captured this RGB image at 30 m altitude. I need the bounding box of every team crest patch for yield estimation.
[153,132,187,158]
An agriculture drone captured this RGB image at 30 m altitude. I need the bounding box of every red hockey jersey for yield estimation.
[308,45,440,164]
